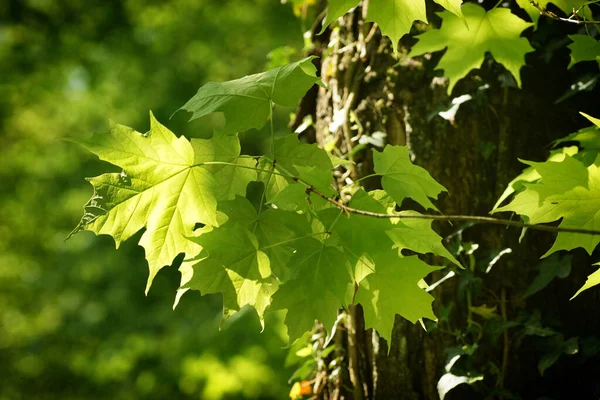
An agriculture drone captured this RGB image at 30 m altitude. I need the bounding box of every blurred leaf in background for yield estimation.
[0,0,304,398]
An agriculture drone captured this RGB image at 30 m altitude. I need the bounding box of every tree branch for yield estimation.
[298,181,600,236]
[529,0,600,25]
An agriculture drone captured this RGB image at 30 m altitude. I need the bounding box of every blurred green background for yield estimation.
[0,1,305,398]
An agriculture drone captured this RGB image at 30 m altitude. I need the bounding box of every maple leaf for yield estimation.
[374,145,447,211]
[493,147,579,210]
[386,211,461,267]
[178,58,322,133]
[271,238,353,341]
[568,35,600,69]
[494,154,600,257]
[355,251,442,343]
[70,113,253,292]
[185,223,278,325]
[409,3,534,95]
[329,190,396,281]
[321,0,465,54]
[320,0,358,34]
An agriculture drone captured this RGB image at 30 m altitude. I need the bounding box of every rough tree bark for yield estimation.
[292,0,600,399]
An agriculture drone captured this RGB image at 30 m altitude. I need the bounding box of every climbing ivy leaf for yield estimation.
[70,113,253,292]
[494,154,600,257]
[178,57,322,133]
[321,0,464,53]
[568,35,600,69]
[374,145,447,211]
[271,239,353,341]
[409,3,534,94]
[356,251,442,343]
[571,262,600,299]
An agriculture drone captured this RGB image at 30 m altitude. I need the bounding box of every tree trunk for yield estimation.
[295,1,600,399]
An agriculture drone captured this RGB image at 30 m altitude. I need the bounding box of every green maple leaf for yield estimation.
[374,145,447,211]
[178,58,321,133]
[271,238,353,341]
[409,3,534,95]
[515,0,591,24]
[70,113,253,292]
[568,35,600,69]
[387,211,461,267]
[258,134,335,200]
[185,224,278,324]
[366,0,428,54]
[320,0,358,34]
[494,154,600,256]
[571,262,600,299]
[330,190,396,281]
[493,147,579,210]
[321,0,465,54]
[355,251,442,343]
[220,196,312,280]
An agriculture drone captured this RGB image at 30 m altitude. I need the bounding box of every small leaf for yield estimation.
[320,0,358,34]
[571,263,600,299]
[437,373,483,400]
[470,304,500,319]
[568,35,600,69]
[356,251,442,343]
[178,58,322,133]
[522,254,572,300]
[387,210,461,267]
[374,145,447,211]
[366,0,428,54]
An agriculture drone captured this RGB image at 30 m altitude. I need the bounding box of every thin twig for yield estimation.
[298,182,600,236]
[530,0,600,24]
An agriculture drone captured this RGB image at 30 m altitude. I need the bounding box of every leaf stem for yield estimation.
[301,184,600,236]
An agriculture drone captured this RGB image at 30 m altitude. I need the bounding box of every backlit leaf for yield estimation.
[271,239,353,341]
[179,58,322,133]
[374,145,447,211]
[409,3,534,94]
[70,113,252,292]
[355,251,442,343]
[494,153,600,257]
[571,262,600,299]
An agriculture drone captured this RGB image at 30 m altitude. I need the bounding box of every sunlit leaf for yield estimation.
[409,3,534,94]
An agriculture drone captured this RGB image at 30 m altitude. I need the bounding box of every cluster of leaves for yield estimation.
[71,58,460,344]
[70,0,600,355]
[321,0,599,95]
[427,239,599,399]
[493,113,600,297]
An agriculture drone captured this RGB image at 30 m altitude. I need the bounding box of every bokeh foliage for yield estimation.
[0,0,304,398]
